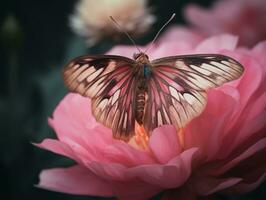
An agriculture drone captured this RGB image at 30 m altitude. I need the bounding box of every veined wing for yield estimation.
[63,55,138,141]
[143,54,244,133]
[63,55,136,98]
[151,54,244,91]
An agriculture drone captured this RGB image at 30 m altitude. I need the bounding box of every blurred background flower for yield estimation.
[70,0,155,46]
[1,0,266,200]
[184,0,266,47]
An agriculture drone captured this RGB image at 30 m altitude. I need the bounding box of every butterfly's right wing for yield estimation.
[143,54,244,133]
[63,55,138,141]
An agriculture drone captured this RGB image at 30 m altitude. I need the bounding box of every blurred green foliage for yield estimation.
[0,0,265,200]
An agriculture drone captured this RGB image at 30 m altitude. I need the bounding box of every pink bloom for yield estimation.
[36,29,266,200]
[185,0,266,47]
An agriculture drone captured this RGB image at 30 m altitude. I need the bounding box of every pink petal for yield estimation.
[37,165,114,196]
[194,176,242,195]
[87,161,127,181]
[151,41,194,59]
[252,41,266,76]
[49,94,98,144]
[222,145,266,194]
[125,148,199,188]
[184,89,237,160]
[86,162,162,199]
[224,106,266,157]
[212,138,266,175]
[224,172,266,194]
[245,93,266,122]
[149,125,182,164]
[158,25,204,45]
[103,141,156,166]
[236,55,263,106]
[151,26,205,56]
[34,139,82,163]
[194,34,238,53]
[184,0,266,47]
[184,4,215,32]
[107,45,141,58]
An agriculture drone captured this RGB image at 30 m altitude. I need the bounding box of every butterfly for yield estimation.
[63,52,244,141]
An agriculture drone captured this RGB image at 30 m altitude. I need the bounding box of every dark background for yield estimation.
[0,0,265,199]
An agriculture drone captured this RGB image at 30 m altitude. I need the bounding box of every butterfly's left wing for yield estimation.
[63,55,138,141]
[143,54,244,133]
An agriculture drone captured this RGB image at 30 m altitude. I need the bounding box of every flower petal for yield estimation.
[34,139,81,163]
[103,141,156,166]
[37,165,114,196]
[210,138,266,176]
[49,93,98,143]
[224,172,266,194]
[194,176,242,195]
[194,34,238,53]
[184,89,237,160]
[149,125,182,164]
[126,148,199,188]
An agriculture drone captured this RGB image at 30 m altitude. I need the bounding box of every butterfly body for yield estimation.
[133,53,152,125]
[63,52,244,141]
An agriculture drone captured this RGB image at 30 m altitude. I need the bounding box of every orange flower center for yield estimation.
[128,123,185,151]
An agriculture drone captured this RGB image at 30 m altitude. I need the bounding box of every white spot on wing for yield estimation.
[111,90,120,105]
[221,61,242,73]
[210,61,231,71]
[98,99,108,110]
[169,86,180,101]
[188,73,216,88]
[68,64,88,82]
[86,68,104,82]
[162,107,171,124]
[77,65,94,82]
[183,93,196,105]
[201,63,223,75]
[176,60,188,70]
[73,64,80,70]
[102,61,116,75]
[157,111,163,126]
[190,64,212,76]
[86,76,105,96]
[123,112,128,130]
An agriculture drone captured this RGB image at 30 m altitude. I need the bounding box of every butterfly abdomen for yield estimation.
[135,89,146,125]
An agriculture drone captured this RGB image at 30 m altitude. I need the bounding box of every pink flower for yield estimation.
[36,29,266,200]
[184,0,266,47]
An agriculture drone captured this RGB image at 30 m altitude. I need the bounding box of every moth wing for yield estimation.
[144,54,244,132]
[144,74,207,133]
[63,55,136,98]
[151,54,244,91]
[63,55,137,141]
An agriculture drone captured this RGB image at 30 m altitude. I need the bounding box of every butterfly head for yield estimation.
[133,52,150,64]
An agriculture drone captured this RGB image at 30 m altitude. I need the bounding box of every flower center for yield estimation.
[128,123,149,150]
[128,123,185,151]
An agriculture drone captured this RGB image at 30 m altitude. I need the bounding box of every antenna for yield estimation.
[109,16,141,53]
[144,13,176,54]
